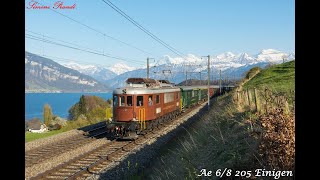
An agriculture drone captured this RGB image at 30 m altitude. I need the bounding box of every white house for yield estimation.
[29,124,48,133]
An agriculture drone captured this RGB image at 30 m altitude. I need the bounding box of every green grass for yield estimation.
[25,118,107,142]
[243,60,295,94]
[143,93,260,179]
[137,62,295,179]
[25,129,67,142]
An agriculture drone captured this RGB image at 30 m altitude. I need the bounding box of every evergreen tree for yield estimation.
[79,95,87,114]
[43,104,53,126]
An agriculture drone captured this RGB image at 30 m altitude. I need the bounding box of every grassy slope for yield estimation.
[143,61,295,179]
[25,129,66,142]
[25,95,112,142]
[143,94,259,179]
[243,60,295,94]
[25,118,106,142]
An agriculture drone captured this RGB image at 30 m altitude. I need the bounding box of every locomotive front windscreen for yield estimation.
[119,96,125,106]
[127,96,133,106]
[137,96,144,106]
[113,95,118,107]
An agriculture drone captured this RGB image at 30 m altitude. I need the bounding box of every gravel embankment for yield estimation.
[91,102,208,180]
[25,129,84,152]
[25,138,110,179]
[25,104,209,179]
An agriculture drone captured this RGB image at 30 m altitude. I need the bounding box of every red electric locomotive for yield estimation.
[110,78,181,139]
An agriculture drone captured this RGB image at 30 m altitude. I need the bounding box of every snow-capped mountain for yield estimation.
[255,49,288,63]
[234,53,256,64]
[25,52,110,92]
[62,62,100,75]
[63,62,117,82]
[109,62,137,75]
[105,49,295,88]
[216,52,236,62]
[287,52,295,61]
[51,49,294,88]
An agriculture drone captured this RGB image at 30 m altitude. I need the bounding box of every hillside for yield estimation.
[63,49,294,88]
[243,60,295,93]
[142,62,295,179]
[25,52,111,92]
[62,62,117,82]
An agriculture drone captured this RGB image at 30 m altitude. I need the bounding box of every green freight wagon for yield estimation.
[199,88,208,101]
[179,86,201,109]
[179,85,217,111]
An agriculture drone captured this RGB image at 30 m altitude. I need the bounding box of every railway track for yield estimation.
[25,124,109,168]
[30,140,131,180]
[29,101,208,180]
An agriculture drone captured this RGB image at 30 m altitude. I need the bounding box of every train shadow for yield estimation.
[77,121,115,141]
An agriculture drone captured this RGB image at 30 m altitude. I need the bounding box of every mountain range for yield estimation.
[25,52,110,92]
[25,49,295,91]
[105,49,295,88]
[103,49,295,87]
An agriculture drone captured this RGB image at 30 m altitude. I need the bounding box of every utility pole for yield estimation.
[212,66,214,85]
[147,58,155,79]
[226,75,228,85]
[282,55,287,64]
[219,69,222,95]
[199,72,201,85]
[185,71,188,86]
[207,55,210,109]
[201,55,211,109]
[147,57,149,79]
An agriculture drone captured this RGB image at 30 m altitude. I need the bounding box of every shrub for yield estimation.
[245,67,261,80]
[25,118,42,130]
[258,109,295,170]
[43,104,53,126]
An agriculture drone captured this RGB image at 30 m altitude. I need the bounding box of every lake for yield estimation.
[25,93,112,121]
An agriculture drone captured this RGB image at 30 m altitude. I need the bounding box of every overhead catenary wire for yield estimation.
[101,0,205,72]
[100,0,189,60]
[37,54,113,68]
[34,1,154,57]
[26,29,103,54]
[27,1,204,73]
[26,33,145,65]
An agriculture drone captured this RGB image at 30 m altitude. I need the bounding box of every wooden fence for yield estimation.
[234,88,295,114]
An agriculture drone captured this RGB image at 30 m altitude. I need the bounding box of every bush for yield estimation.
[25,118,42,130]
[50,116,67,126]
[245,67,261,80]
[48,124,62,130]
[258,109,295,170]
[68,95,111,121]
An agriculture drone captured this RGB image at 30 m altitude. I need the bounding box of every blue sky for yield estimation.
[25,0,295,68]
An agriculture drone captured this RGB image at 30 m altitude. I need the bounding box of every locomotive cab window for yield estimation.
[148,95,153,106]
[119,96,125,106]
[156,95,160,104]
[127,96,132,106]
[164,93,174,103]
[113,96,118,107]
[137,96,143,106]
